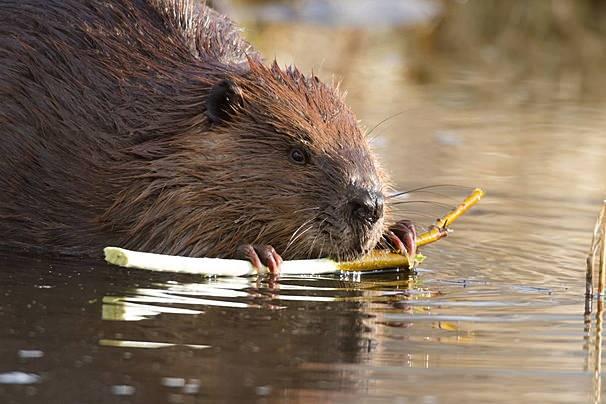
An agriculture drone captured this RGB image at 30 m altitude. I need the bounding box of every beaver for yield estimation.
[0,0,416,273]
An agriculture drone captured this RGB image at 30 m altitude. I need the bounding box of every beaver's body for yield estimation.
[0,0,413,265]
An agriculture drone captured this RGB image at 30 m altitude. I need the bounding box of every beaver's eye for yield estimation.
[288,148,308,165]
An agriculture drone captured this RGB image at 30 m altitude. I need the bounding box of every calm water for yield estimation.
[3,2,606,403]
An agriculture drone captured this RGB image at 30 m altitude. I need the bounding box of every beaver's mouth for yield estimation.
[291,213,383,261]
[336,222,384,261]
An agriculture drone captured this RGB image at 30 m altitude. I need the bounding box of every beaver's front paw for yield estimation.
[237,244,283,276]
[381,219,417,259]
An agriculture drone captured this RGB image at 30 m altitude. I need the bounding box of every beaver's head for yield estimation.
[200,61,387,260]
[107,60,387,260]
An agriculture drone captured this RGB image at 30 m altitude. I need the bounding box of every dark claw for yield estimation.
[382,219,417,260]
[237,244,283,276]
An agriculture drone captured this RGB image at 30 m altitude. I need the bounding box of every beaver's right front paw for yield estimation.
[237,244,283,276]
[381,219,417,259]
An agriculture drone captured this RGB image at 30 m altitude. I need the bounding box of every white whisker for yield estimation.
[282,216,317,256]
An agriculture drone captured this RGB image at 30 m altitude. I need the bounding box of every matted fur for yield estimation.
[0,0,388,259]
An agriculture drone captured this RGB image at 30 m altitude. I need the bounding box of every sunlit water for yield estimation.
[2,2,606,403]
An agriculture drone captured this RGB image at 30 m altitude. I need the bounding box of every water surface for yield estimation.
[2,1,606,403]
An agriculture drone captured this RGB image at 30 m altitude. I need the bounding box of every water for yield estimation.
[2,1,606,403]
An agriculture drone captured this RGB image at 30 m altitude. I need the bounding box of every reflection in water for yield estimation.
[590,300,604,404]
[99,339,210,349]
[0,372,40,385]
[3,0,606,402]
[101,273,425,321]
[0,248,600,402]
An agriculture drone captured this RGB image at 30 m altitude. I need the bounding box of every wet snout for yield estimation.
[348,186,384,227]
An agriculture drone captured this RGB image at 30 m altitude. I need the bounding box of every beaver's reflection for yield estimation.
[99,273,420,400]
[0,253,422,402]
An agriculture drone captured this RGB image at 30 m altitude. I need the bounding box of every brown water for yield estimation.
[2,2,606,403]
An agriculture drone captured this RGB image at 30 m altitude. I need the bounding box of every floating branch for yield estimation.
[104,188,485,276]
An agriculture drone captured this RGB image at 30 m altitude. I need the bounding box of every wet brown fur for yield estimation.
[0,0,388,260]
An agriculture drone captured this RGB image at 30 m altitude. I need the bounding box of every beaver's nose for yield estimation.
[350,189,384,225]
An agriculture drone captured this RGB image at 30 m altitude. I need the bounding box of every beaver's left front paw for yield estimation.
[381,219,417,259]
[237,244,283,276]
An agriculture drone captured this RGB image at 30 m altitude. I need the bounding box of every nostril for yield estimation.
[351,198,370,220]
[350,191,384,225]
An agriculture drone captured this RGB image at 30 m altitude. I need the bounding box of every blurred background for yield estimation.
[214,0,606,103]
[203,0,606,200]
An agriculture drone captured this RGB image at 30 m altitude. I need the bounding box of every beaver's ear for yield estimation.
[206,79,243,124]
